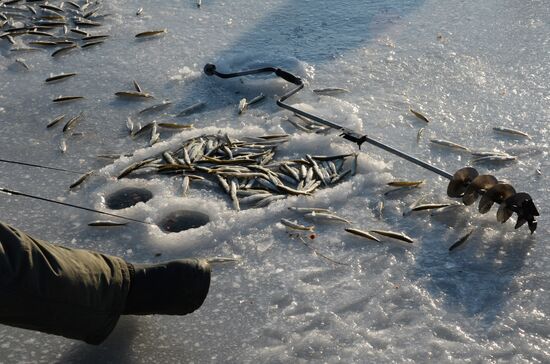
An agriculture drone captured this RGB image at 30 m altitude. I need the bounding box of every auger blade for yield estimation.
[447,167,479,198]
[462,174,498,205]
[505,192,539,234]
[478,183,516,214]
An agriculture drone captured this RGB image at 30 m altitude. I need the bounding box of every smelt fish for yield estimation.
[247,93,265,106]
[69,170,93,189]
[158,123,193,129]
[344,228,380,242]
[47,114,65,128]
[304,212,351,224]
[288,207,331,213]
[51,44,77,57]
[117,158,157,179]
[182,175,190,196]
[237,98,247,114]
[411,203,453,212]
[493,127,531,139]
[45,72,77,83]
[135,29,167,38]
[15,58,30,70]
[280,218,314,231]
[82,34,109,41]
[62,112,84,132]
[115,91,153,99]
[53,95,84,102]
[88,221,128,227]
[229,179,240,211]
[176,102,205,117]
[470,150,510,157]
[133,80,142,92]
[387,180,424,187]
[409,108,429,123]
[139,100,172,114]
[206,257,241,264]
[313,87,349,96]
[472,155,517,164]
[417,127,424,142]
[59,139,67,153]
[369,229,414,243]
[430,139,470,151]
[81,40,104,48]
[448,229,474,251]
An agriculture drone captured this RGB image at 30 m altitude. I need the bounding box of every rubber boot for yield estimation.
[123,259,211,315]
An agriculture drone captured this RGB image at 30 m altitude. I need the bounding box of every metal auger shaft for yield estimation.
[205,63,453,179]
[204,63,539,233]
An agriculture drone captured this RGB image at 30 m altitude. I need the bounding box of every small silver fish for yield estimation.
[135,29,167,38]
[47,114,65,128]
[53,95,84,102]
[182,175,190,196]
[409,108,429,123]
[15,58,30,70]
[313,87,349,96]
[304,212,351,224]
[176,102,205,117]
[344,228,381,242]
[206,257,241,264]
[448,229,474,251]
[430,139,470,151]
[69,170,94,189]
[126,117,134,134]
[139,100,172,114]
[411,203,453,212]
[280,218,314,231]
[237,98,247,115]
[472,155,517,164]
[493,127,531,139]
[88,221,128,227]
[387,180,424,187]
[59,139,67,153]
[158,123,193,129]
[288,207,331,213]
[136,7,143,15]
[115,91,153,99]
[417,127,424,142]
[81,40,104,48]
[45,72,77,83]
[62,112,84,132]
[133,80,142,92]
[369,229,414,243]
[51,45,77,57]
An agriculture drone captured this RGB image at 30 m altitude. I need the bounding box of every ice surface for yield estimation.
[0,0,548,363]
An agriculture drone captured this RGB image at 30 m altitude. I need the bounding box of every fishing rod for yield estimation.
[0,187,152,225]
[204,63,539,233]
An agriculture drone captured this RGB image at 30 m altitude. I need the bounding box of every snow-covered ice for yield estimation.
[0,0,548,362]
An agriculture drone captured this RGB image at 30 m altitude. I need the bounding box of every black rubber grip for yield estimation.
[275,69,302,85]
[203,64,216,76]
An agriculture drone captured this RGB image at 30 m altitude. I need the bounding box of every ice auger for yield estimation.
[204,63,539,233]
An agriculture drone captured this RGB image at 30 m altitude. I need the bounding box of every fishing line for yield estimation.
[0,187,152,225]
[0,157,85,174]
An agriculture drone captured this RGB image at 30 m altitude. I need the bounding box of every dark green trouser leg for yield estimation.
[0,222,131,345]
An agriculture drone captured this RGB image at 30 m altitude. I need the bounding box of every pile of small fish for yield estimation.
[110,133,359,210]
[0,0,110,61]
